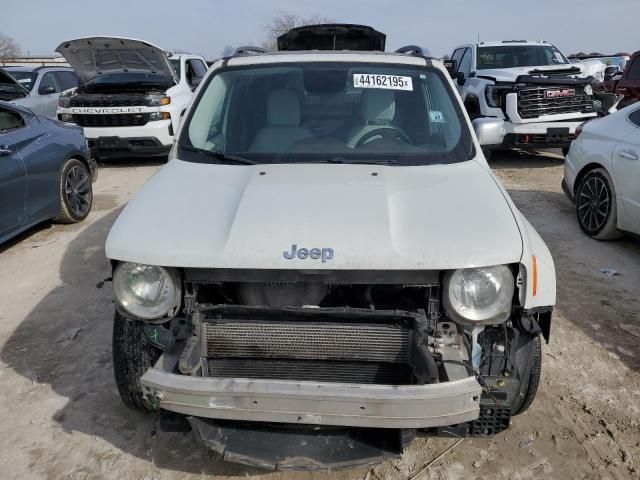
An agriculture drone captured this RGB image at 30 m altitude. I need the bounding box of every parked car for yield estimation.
[595,51,640,110]
[563,103,640,239]
[2,66,79,118]
[56,37,208,160]
[0,101,95,245]
[449,40,597,157]
[104,27,556,470]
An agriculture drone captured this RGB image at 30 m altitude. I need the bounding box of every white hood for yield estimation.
[106,159,523,270]
[477,64,586,83]
[55,36,177,84]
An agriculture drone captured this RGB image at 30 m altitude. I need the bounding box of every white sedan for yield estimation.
[563,103,640,239]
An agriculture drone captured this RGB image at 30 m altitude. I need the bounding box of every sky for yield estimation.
[3,0,639,60]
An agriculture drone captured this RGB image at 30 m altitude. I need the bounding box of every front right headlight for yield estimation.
[113,262,181,321]
[443,265,515,325]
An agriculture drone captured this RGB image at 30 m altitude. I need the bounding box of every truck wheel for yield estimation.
[112,311,161,412]
[575,168,623,240]
[55,158,93,224]
[511,335,542,416]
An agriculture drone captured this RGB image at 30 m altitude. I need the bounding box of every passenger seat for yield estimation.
[249,89,312,153]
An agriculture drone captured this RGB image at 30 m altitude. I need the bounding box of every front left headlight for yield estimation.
[443,265,515,325]
[58,96,70,108]
[113,262,181,321]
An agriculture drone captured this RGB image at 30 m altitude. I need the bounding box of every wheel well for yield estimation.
[574,162,605,195]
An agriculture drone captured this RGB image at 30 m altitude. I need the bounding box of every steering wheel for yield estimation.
[355,127,413,148]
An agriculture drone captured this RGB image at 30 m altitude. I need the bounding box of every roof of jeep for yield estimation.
[222,51,432,68]
[475,40,553,48]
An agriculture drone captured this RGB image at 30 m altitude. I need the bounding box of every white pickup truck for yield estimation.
[56,37,208,160]
[449,40,597,156]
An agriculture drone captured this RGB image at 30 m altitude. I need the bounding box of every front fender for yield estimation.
[516,212,556,309]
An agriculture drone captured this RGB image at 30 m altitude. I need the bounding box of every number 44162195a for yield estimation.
[353,74,413,91]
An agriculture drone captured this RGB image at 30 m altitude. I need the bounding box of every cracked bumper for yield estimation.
[140,369,482,429]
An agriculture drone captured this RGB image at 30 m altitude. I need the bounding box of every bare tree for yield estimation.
[262,12,334,51]
[0,33,21,61]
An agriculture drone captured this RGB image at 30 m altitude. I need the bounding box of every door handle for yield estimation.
[0,146,12,156]
[618,149,639,161]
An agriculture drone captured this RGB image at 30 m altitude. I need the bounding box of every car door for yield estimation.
[33,72,62,117]
[611,107,640,234]
[455,48,473,96]
[0,106,28,237]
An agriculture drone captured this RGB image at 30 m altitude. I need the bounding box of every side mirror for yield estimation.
[443,59,457,78]
[38,85,56,95]
[472,117,505,147]
[456,72,466,86]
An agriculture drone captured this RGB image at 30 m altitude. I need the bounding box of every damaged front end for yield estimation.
[122,266,550,470]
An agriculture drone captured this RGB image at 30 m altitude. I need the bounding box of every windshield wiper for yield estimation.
[181,145,256,165]
[314,157,398,165]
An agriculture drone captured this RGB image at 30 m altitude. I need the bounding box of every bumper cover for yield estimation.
[141,369,482,429]
[88,136,171,158]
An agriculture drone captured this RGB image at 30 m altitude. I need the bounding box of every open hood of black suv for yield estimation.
[277,24,386,52]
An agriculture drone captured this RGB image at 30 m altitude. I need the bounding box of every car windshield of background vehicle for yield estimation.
[477,46,569,70]
[6,72,37,91]
[182,62,473,166]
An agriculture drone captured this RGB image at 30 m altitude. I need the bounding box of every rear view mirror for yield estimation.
[472,117,505,147]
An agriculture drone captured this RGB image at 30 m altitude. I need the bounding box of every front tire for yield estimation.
[575,168,622,240]
[55,158,93,224]
[112,311,161,412]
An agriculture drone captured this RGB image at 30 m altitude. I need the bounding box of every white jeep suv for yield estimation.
[56,37,207,160]
[450,40,597,156]
[104,27,556,469]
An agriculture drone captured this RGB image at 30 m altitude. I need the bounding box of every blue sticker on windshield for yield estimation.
[429,111,446,123]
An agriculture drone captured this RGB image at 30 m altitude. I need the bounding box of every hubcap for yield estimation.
[65,165,91,217]
[577,176,610,233]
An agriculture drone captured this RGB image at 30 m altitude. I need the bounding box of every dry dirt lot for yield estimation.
[0,152,639,480]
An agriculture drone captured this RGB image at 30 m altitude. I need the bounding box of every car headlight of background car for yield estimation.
[149,111,171,121]
[113,262,181,321]
[58,96,71,108]
[484,85,512,108]
[443,265,515,325]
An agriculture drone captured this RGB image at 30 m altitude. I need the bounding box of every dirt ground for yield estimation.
[0,151,639,480]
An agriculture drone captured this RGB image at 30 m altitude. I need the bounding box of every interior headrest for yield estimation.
[267,89,301,126]
[361,89,396,123]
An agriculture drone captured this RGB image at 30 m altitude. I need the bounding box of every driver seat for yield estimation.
[346,89,405,148]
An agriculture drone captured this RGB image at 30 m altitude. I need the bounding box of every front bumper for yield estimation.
[481,119,588,150]
[88,136,171,159]
[141,369,482,429]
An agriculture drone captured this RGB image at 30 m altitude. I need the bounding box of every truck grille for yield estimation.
[202,317,415,385]
[72,113,150,127]
[517,86,594,119]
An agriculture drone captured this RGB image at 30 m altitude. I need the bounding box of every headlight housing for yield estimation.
[149,111,171,121]
[113,262,181,321]
[484,85,511,108]
[58,96,70,108]
[443,265,515,325]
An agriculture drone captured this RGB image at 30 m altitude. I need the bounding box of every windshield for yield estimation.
[181,62,473,166]
[477,45,569,70]
[6,71,37,91]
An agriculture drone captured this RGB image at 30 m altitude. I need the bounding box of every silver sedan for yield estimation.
[563,102,640,239]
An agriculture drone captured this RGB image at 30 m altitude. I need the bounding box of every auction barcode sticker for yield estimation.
[353,74,413,91]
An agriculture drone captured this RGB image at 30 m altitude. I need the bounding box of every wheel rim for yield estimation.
[65,165,91,218]
[577,175,610,233]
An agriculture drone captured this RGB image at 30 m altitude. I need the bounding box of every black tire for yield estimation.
[575,168,622,240]
[55,158,93,224]
[511,335,542,416]
[112,311,161,412]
